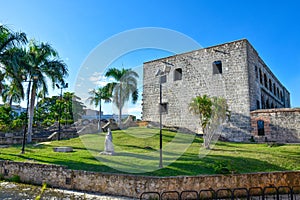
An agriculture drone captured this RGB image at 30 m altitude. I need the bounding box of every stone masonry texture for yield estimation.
[0,161,299,198]
[142,39,291,142]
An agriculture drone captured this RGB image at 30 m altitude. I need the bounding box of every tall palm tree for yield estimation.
[105,68,139,127]
[0,25,27,95]
[23,40,68,142]
[88,85,112,131]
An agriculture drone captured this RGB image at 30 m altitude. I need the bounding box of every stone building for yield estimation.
[142,39,291,142]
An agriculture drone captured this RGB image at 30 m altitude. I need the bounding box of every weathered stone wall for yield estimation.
[143,39,252,141]
[0,161,299,198]
[251,108,300,143]
[246,42,290,111]
[142,39,290,142]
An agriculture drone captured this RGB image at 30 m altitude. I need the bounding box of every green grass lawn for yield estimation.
[0,127,299,176]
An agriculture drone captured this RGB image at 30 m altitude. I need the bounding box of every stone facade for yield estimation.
[251,108,300,143]
[0,161,299,198]
[142,39,290,141]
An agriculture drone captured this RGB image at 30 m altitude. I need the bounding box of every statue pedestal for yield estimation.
[99,151,114,155]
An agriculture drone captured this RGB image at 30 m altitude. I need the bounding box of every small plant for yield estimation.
[0,173,4,180]
[9,175,21,183]
[249,136,255,143]
[210,161,234,175]
[35,183,47,200]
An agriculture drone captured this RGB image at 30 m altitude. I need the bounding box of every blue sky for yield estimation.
[1,0,300,117]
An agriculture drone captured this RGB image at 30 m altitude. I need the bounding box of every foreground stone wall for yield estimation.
[0,161,299,198]
[251,108,300,143]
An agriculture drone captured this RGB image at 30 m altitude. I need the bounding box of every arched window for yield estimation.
[280,91,283,101]
[213,61,222,74]
[255,66,258,79]
[271,102,274,108]
[264,73,268,89]
[273,83,276,96]
[266,99,270,109]
[257,120,265,136]
[269,79,272,92]
[277,88,279,97]
[259,69,263,84]
[261,94,265,109]
[174,68,182,81]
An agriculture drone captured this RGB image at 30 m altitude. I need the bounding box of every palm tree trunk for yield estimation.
[27,86,36,143]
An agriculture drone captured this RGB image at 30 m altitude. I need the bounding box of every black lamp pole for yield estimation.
[159,81,163,168]
[155,62,172,168]
[56,83,68,140]
[21,74,38,154]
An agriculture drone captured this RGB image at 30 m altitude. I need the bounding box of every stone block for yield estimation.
[53,147,73,152]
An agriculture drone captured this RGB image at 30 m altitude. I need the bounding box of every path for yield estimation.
[0,181,136,200]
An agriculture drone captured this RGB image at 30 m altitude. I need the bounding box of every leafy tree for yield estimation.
[105,68,139,127]
[34,92,85,127]
[189,95,230,149]
[0,105,17,132]
[88,86,112,131]
[22,40,68,142]
[0,25,27,97]
[1,79,24,106]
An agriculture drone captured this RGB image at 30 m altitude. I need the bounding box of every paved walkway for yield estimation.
[0,182,136,200]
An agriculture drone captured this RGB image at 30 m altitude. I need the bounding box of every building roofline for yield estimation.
[143,38,249,64]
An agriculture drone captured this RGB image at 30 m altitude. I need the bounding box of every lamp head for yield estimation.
[163,65,171,74]
[155,69,162,77]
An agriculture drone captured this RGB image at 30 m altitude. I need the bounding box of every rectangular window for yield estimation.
[257,120,265,136]
[160,75,167,83]
[174,68,182,81]
[213,61,222,74]
[160,103,168,114]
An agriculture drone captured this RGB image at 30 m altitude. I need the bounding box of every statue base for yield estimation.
[99,151,115,155]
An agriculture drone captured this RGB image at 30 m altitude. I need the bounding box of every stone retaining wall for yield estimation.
[251,108,300,142]
[0,161,299,198]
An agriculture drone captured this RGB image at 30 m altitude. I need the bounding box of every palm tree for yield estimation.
[88,85,112,131]
[0,25,27,95]
[189,95,229,149]
[23,40,68,142]
[1,79,24,106]
[188,95,212,135]
[105,68,139,127]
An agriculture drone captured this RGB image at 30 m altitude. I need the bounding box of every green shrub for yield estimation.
[210,161,233,174]
[9,175,21,183]
[11,119,24,130]
[42,119,55,127]
[0,121,10,132]
[60,119,74,125]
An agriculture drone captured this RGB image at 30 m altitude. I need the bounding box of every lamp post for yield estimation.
[155,62,172,168]
[56,83,68,140]
[21,74,38,154]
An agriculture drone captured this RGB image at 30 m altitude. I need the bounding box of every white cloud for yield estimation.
[88,72,115,86]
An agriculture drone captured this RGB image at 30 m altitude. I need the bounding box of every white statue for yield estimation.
[101,128,114,155]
